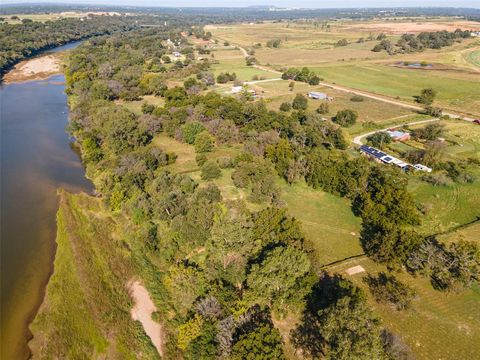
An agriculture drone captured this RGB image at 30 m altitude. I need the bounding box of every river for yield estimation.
[0,42,93,359]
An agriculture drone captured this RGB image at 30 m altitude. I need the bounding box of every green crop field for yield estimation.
[211,58,279,82]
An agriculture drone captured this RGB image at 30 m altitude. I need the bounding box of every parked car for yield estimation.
[473,119,480,125]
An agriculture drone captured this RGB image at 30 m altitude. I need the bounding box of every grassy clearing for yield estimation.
[278,180,362,266]
[465,49,480,68]
[115,95,165,115]
[438,222,480,245]
[154,134,363,265]
[409,170,480,235]
[253,79,413,124]
[335,258,480,360]
[211,58,278,82]
[30,191,159,359]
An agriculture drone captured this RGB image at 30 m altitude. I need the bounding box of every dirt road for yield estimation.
[234,45,477,121]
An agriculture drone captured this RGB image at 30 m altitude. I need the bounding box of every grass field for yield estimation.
[253,79,413,124]
[209,21,480,116]
[438,222,480,245]
[334,258,480,360]
[311,63,480,114]
[278,181,362,266]
[211,58,279,82]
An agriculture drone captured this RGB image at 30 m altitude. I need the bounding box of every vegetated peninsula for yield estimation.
[2,4,478,360]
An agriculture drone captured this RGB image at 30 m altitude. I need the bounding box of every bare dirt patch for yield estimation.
[4,55,61,83]
[128,280,164,357]
[345,265,366,275]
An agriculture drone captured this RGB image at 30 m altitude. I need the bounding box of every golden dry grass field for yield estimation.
[207,19,480,115]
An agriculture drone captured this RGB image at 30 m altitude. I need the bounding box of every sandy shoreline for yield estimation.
[3,55,62,84]
[128,280,165,357]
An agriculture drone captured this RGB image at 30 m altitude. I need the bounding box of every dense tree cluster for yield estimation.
[281,66,321,85]
[0,16,136,75]
[372,29,471,54]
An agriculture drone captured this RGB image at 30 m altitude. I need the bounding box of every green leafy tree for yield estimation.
[292,94,308,110]
[205,205,254,286]
[316,102,329,114]
[417,88,437,105]
[265,139,295,181]
[201,160,221,180]
[366,132,392,149]
[231,323,286,360]
[333,109,358,127]
[195,131,214,153]
[364,272,416,310]
[247,246,311,308]
[182,121,206,144]
[318,296,385,360]
[279,102,292,112]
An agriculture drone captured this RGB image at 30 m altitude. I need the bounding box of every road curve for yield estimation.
[352,118,441,146]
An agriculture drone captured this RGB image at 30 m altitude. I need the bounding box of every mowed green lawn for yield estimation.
[336,258,480,360]
[311,63,480,115]
[278,180,362,266]
[409,174,480,234]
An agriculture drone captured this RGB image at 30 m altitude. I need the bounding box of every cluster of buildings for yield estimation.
[359,145,432,173]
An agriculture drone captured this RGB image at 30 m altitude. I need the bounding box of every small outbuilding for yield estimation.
[308,91,332,101]
[386,130,411,142]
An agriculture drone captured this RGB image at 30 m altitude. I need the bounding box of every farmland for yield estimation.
[208,20,480,116]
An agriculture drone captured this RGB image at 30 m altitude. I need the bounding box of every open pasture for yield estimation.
[311,63,480,115]
[336,258,480,360]
[252,79,413,123]
[209,21,480,116]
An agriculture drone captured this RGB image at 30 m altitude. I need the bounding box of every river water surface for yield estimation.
[1,43,93,359]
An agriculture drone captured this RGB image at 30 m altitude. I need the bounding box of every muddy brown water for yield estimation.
[1,42,93,359]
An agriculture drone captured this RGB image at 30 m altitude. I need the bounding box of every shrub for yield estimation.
[217,156,234,169]
[279,102,292,112]
[424,106,443,117]
[316,102,330,114]
[333,109,358,127]
[364,272,416,310]
[350,95,364,102]
[196,153,208,166]
[421,173,452,186]
[366,132,392,148]
[181,121,206,144]
[292,94,308,110]
[194,131,214,153]
[417,88,437,105]
[201,160,221,180]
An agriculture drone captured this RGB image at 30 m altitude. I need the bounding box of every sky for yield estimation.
[2,0,479,8]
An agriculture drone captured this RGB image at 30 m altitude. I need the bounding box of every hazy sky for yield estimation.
[2,0,480,8]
